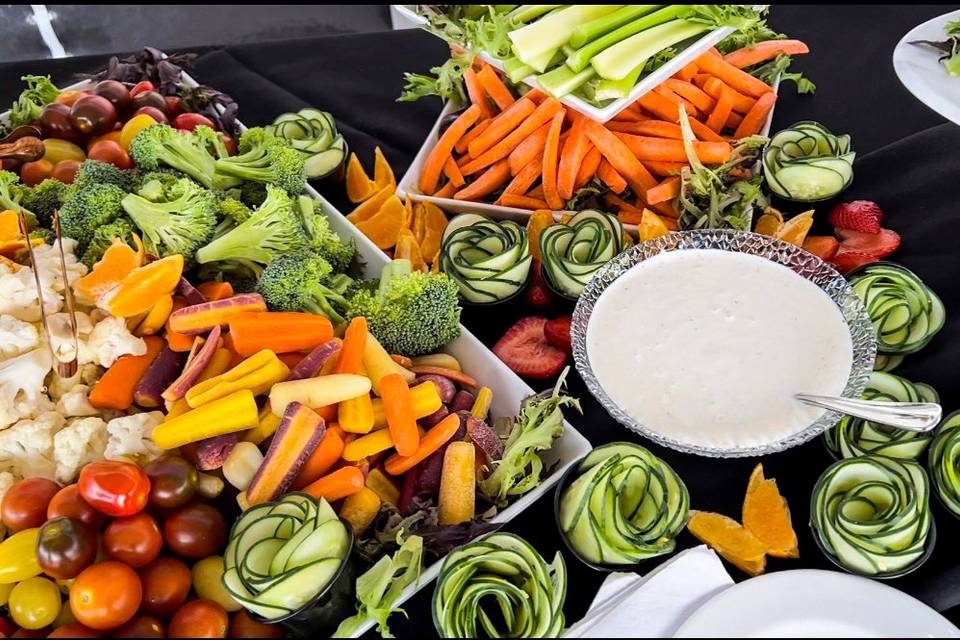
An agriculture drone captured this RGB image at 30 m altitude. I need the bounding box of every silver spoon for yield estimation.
[795,393,942,432]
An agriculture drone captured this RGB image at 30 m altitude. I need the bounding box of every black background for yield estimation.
[3,5,960,636]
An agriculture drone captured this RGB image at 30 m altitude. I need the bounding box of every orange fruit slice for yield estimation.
[109,253,183,318]
[355,195,405,249]
[411,202,428,245]
[688,510,767,576]
[395,229,428,272]
[774,209,814,246]
[526,209,555,261]
[347,185,393,224]
[0,210,21,241]
[345,153,377,203]
[754,208,784,236]
[419,202,448,262]
[401,195,414,230]
[373,146,396,192]
[638,208,670,242]
[742,464,799,559]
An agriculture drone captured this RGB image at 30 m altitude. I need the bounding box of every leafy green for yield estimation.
[464,7,517,59]
[10,75,59,128]
[911,20,960,77]
[643,46,678,73]
[749,54,816,94]
[686,4,765,32]
[333,533,423,638]
[398,52,472,104]
[714,8,785,54]
[947,19,960,38]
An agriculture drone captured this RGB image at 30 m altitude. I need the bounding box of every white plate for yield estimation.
[893,9,960,125]
[674,569,960,638]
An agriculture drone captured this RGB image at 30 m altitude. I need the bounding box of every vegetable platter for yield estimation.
[393,5,766,123]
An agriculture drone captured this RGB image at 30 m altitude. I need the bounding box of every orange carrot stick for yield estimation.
[604,193,645,217]
[384,413,461,475]
[664,79,716,113]
[637,90,684,122]
[733,91,777,138]
[467,98,536,158]
[597,160,627,194]
[614,133,733,164]
[541,110,566,210]
[673,61,698,82]
[701,77,755,114]
[196,281,233,301]
[557,117,590,200]
[687,117,726,142]
[476,65,516,111]
[611,108,646,123]
[606,120,683,138]
[303,466,364,502]
[575,146,601,190]
[497,194,550,209]
[460,98,563,175]
[527,184,544,199]
[455,118,492,155]
[379,373,419,456]
[582,119,658,195]
[336,316,368,375]
[420,105,481,195]
[463,68,494,119]
[453,159,511,201]
[723,40,809,68]
[646,176,681,204]
[726,111,743,129]
[435,181,457,199]
[654,85,700,120]
[503,152,543,195]
[292,426,345,489]
[89,336,165,410]
[642,160,687,177]
[443,157,466,187]
[706,92,733,133]
[509,122,551,175]
[695,52,773,98]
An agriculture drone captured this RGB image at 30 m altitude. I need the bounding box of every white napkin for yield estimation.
[564,545,734,638]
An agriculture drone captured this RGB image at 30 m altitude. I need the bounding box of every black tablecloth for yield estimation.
[4,5,960,636]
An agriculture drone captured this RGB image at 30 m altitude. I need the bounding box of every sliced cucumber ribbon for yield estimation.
[824,371,938,461]
[559,442,688,565]
[849,262,945,356]
[265,108,347,179]
[811,455,932,576]
[929,411,960,518]
[763,121,854,202]
[540,209,625,299]
[440,216,532,303]
[432,532,566,638]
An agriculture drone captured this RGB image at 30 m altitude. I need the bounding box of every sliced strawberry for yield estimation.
[544,316,572,354]
[493,317,566,379]
[802,235,840,261]
[831,249,879,274]
[524,260,554,308]
[835,227,900,258]
[828,200,883,234]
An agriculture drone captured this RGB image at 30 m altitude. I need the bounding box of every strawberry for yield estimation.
[493,317,567,379]
[802,235,840,261]
[524,260,554,308]
[835,227,900,258]
[831,249,879,275]
[544,316,572,354]
[828,200,883,234]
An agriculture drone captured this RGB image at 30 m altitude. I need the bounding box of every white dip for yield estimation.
[586,249,853,449]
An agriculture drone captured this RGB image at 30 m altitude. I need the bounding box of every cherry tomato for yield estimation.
[129,81,156,97]
[103,512,162,569]
[53,90,85,107]
[229,610,284,638]
[78,461,150,517]
[173,113,215,132]
[144,456,197,509]
[220,134,237,156]
[36,517,97,580]
[69,561,141,631]
[41,138,85,166]
[191,556,239,612]
[2,478,60,532]
[112,615,165,638]
[87,130,123,150]
[19,160,53,187]
[163,504,226,559]
[70,95,117,136]
[138,557,191,617]
[87,140,131,170]
[47,484,106,530]
[119,113,158,151]
[51,160,80,184]
[132,91,167,113]
[9,577,61,630]
[92,80,132,115]
[132,106,168,125]
[46,623,100,637]
[10,628,47,637]
[168,599,228,638]
[39,103,83,144]
[1,158,23,174]
[0,617,13,638]
[164,96,183,118]
[0,528,42,584]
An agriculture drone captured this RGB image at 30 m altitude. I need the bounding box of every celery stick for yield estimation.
[591,19,708,81]
[492,5,518,14]
[594,63,645,101]
[509,5,623,68]
[565,4,688,73]
[526,47,561,74]
[507,4,561,24]
[569,5,660,49]
[538,65,596,98]
[503,57,535,84]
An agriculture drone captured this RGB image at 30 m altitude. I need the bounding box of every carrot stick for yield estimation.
[420,105,481,195]
[637,90,684,122]
[539,110,566,210]
[706,92,733,133]
[582,119,658,195]
[89,336,164,410]
[476,65,516,111]
[435,181,457,199]
[557,118,590,200]
[662,216,679,231]
[701,77,755,114]
[384,413,461,475]
[508,122,550,175]
[165,298,195,352]
[503,152,543,195]
[597,160,627,194]
[723,39,810,69]
[459,98,563,175]
[654,85,700,120]
[607,120,683,139]
[455,118,492,155]
[611,108,646,123]
[303,466,364,502]
[687,117,726,142]
[726,111,743,129]
[614,132,733,164]
[463,69,494,119]
[197,281,233,301]
[604,193,645,217]
[733,91,777,138]
[695,51,774,98]
[642,160,687,177]
[379,373,419,456]
[467,98,535,158]
[453,159,511,201]
[497,194,550,209]
[229,311,334,357]
[527,184,544,199]
[336,316,367,375]
[673,61,698,82]
[292,427,345,489]
[646,176,681,204]
[665,79,716,113]
[523,88,547,104]
[575,146,602,190]
[443,157,465,187]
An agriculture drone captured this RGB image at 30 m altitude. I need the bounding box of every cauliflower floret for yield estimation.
[31,239,87,292]
[0,264,61,321]
[55,384,99,418]
[0,349,54,429]
[0,315,40,358]
[0,471,15,509]
[79,316,146,368]
[105,412,164,463]
[47,311,93,365]
[0,412,65,480]
[53,416,107,483]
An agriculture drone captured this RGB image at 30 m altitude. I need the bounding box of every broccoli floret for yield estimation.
[193,125,231,159]
[219,196,252,224]
[348,259,461,356]
[73,160,135,192]
[129,124,235,190]
[59,183,126,249]
[198,260,262,294]
[29,228,53,245]
[19,178,67,228]
[80,218,135,268]
[121,178,217,260]
[297,195,355,272]
[213,127,305,195]
[239,181,267,207]
[0,170,37,227]
[195,184,307,267]
[256,250,353,325]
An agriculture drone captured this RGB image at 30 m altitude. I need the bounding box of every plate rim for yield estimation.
[892,8,960,125]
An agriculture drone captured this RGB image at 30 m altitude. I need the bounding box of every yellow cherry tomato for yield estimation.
[120,114,159,151]
[0,528,41,584]
[9,576,61,630]
[42,138,86,166]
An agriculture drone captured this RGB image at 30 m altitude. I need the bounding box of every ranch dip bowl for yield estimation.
[571,230,877,458]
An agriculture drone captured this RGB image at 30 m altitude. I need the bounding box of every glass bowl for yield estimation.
[570,229,877,458]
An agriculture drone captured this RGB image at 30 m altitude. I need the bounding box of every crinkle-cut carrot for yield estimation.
[646,176,681,204]
[637,90,685,123]
[695,51,775,98]
[734,91,777,138]
[453,159,511,201]
[724,40,809,69]
[541,110,566,210]
[607,120,683,138]
[706,92,733,133]
[673,61,698,81]
[509,122,551,175]
[504,152,543,195]
[467,97,536,158]
[575,146,602,190]
[701,77,755,114]
[557,117,590,200]
[664,78,716,113]
[582,119,658,197]
[476,65,516,111]
[419,104,481,195]
[642,160,687,177]
[463,68,494,119]
[497,194,550,209]
[613,132,732,164]
[443,157,465,187]
[455,118,492,155]
[459,98,563,175]
[654,85,700,120]
[597,160,627,194]
[435,181,457,199]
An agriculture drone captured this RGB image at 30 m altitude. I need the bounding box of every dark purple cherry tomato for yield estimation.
[144,456,198,509]
[39,103,83,144]
[163,504,227,559]
[70,95,117,135]
[164,96,183,118]
[92,80,132,114]
[36,516,98,580]
[133,106,168,125]
[132,91,167,113]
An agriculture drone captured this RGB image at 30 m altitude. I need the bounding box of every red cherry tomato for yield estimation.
[173,112,215,132]
[103,512,162,568]
[220,134,237,156]
[19,159,54,187]
[51,159,80,184]
[46,623,100,637]
[168,600,228,638]
[164,96,183,118]
[129,81,156,97]
[112,615,165,638]
[47,484,106,530]
[77,461,150,517]
[138,557,191,617]
[1,478,60,532]
[69,561,141,631]
[87,140,132,170]
[229,610,284,638]
[53,90,85,107]
[132,106,168,125]
[163,504,227,559]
